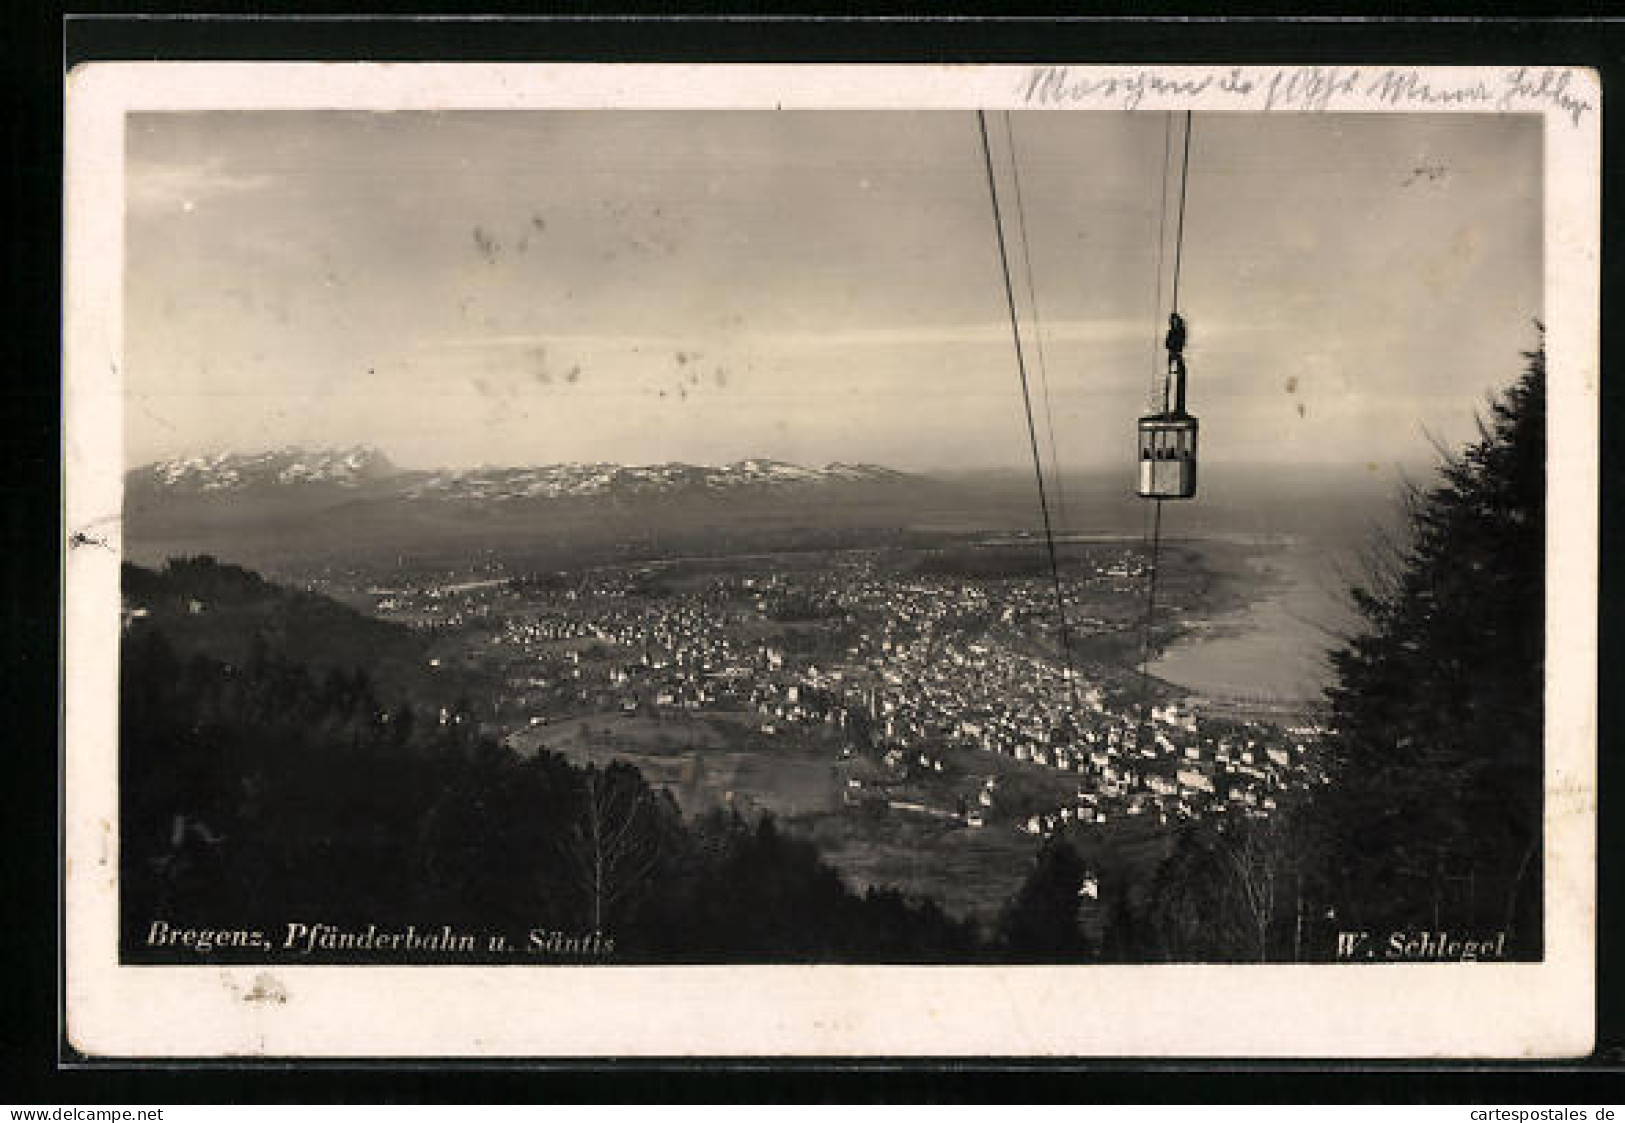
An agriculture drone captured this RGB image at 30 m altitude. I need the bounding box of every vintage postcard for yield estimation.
[63,62,1598,1057]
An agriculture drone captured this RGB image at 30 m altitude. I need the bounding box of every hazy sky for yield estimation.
[125,110,1541,472]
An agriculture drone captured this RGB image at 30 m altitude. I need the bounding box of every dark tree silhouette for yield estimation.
[1318,339,1545,955]
[998,838,1093,960]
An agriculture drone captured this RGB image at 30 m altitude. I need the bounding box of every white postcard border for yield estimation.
[63,62,1599,1058]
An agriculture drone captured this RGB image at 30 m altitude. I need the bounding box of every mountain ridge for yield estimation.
[129,447,914,501]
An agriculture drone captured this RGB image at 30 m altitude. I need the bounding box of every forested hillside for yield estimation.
[122,556,483,710]
[120,583,982,963]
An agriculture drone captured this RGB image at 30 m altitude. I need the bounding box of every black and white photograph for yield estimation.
[61,63,1598,1057]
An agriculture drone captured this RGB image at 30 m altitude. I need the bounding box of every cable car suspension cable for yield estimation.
[1170,109,1195,319]
[1138,109,1194,743]
[1002,111,1070,538]
[975,109,1079,701]
[1148,114,1174,415]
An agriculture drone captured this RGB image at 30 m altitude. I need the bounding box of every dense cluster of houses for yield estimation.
[1014,724,1316,837]
[373,555,1323,833]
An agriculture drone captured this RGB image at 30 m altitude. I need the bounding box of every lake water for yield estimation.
[1150,539,1358,703]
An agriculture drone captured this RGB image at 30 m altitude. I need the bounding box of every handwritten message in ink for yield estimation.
[1019,66,1594,127]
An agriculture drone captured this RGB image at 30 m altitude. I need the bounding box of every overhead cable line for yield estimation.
[1002,111,1070,538]
[1140,114,1175,640]
[1148,113,1174,413]
[1170,109,1195,317]
[975,109,1079,700]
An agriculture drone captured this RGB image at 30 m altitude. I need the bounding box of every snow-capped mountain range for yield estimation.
[128,446,913,502]
[138,446,399,493]
[399,458,907,501]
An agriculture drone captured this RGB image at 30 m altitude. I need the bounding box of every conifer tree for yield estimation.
[1321,340,1545,954]
[998,838,1092,960]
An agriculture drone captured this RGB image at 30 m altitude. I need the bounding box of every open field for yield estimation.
[507,710,846,821]
[505,705,1150,930]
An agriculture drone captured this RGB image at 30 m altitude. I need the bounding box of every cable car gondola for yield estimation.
[1137,312,1199,500]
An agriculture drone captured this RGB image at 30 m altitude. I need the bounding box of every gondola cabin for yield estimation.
[1137,411,1198,500]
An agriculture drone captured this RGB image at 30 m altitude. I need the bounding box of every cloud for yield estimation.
[416,318,1170,357]
[127,160,276,213]
[746,320,1148,350]
[420,333,692,353]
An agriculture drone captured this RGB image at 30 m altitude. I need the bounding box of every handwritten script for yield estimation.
[1019,66,1593,128]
